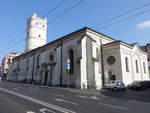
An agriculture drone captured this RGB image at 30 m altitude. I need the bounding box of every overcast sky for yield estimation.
[0,0,150,63]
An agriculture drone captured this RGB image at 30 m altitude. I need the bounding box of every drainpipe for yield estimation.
[16,58,19,82]
[100,39,105,87]
[60,41,63,86]
[31,53,35,84]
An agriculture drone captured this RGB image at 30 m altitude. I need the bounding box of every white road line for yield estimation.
[52,93,64,97]
[0,88,76,113]
[91,96,98,100]
[39,108,56,113]
[99,102,130,111]
[27,111,35,113]
[55,98,79,106]
[78,95,88,99]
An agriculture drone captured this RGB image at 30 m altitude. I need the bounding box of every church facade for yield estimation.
[7,14,150,90]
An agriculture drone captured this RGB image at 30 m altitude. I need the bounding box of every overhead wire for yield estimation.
[48,0,85,24]
[97,8,150,30]
[43,0,67,17]
[92,1,150,28]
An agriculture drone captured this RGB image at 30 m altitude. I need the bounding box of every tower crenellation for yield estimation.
[25,13,47,51]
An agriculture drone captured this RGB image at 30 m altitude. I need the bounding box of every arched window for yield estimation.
[7,58,11,65]
[135,60,139,73]
[125,57,129,72]
[37,56,39,65]
[143,62,146,73]
[96,47,99,58]
[68,49,74,73]
[36,56,40,69]
[50,55,54,62]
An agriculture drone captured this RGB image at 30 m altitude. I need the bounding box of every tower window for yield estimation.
[50,55,54,62]
[36,22,38,25]
[39,35,41,37]
[43,25,45,27]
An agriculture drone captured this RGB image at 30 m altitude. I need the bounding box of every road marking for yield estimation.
[99,102,130,111]
[78,95,88,99]
[53,93,64,97]
[27,111,35,113]
[55,98,79,106]
[0,88,76,113]
[39,108,55,113]
[91,96,98,100]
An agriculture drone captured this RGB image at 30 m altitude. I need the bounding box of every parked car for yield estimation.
[142,80,150,88]
[104,80,126,91]
[129,81,146,90]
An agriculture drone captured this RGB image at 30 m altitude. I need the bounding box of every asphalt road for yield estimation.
[0,82,150,113]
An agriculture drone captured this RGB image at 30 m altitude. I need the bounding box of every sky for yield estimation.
[0,0,150,63]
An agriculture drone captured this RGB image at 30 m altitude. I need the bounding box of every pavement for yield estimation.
[0,81,150,113]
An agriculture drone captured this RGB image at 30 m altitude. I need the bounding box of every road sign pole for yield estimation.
[68,69,69,88]
[66,58,70,88]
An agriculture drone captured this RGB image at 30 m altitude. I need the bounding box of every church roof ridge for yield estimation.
[84,27,116,41]
[102,40,133,48]
[12,27,120,60]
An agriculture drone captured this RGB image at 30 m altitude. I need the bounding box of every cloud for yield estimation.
[136,20,150,30]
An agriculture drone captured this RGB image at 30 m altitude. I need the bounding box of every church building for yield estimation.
[7,14,150,90]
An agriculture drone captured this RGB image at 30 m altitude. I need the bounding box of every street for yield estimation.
[0,82,150,113]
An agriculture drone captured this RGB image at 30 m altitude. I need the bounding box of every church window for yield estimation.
[7,59,11,65]
[43,25,45,27]
[143,62,146,73]
[36,22,38,25]
[37,56,39,65]
[26,58,30,71]
[135,60,139,73]
[68,49,74,74]
[96,47,99,58]
[107,56,115,65]
[39,35,41,37]
[125,57,129,72]
[50,55,54,62]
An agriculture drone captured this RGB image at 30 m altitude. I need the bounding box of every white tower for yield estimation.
[25,13,47,51]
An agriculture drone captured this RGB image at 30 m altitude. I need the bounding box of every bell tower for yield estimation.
[25,13,47,51]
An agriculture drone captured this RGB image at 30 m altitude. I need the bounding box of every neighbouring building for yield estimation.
[1,52,20,80]
[7,14,150,90]
[140,43,150,75]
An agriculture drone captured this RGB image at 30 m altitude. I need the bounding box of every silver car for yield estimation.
[105,80,126,91]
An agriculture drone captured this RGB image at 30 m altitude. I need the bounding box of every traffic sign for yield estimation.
[66,58,71,70]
